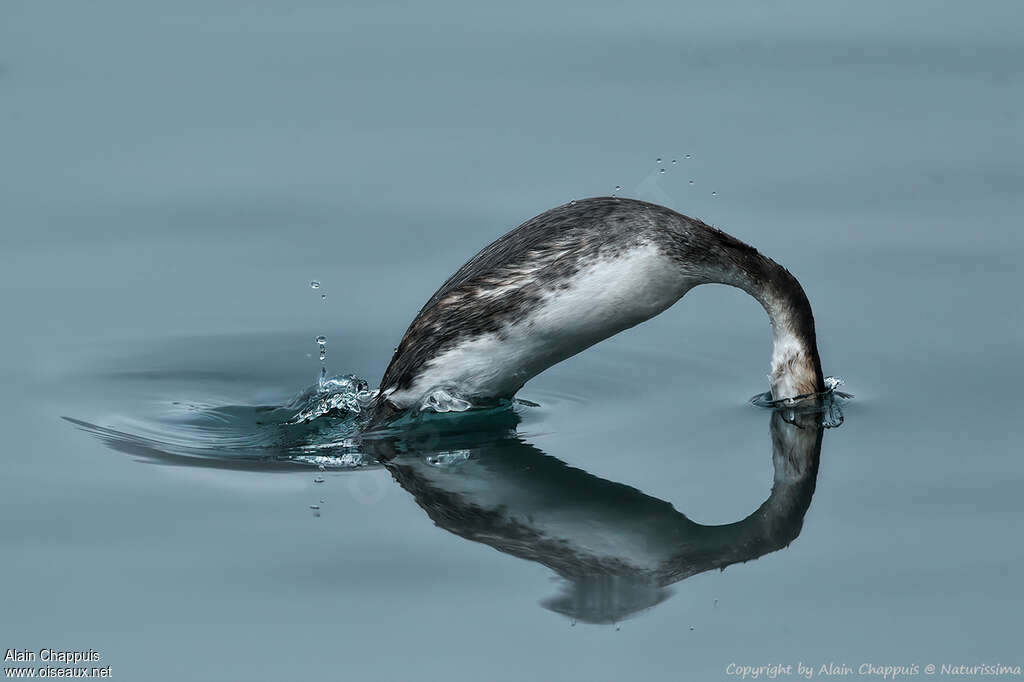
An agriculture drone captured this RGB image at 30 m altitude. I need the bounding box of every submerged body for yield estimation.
[375,197,823,422]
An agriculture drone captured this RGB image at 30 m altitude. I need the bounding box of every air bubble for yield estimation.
[421,389,472,413]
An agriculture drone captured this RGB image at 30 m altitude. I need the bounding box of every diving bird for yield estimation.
[374,197,823,423]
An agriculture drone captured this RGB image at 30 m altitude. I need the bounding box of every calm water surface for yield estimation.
[2,2,1022,680]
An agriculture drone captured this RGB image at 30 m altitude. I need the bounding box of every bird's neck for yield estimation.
[760,280,825,401]
[712,242,824,400]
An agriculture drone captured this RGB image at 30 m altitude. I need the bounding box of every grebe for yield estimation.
[374,197,824,423]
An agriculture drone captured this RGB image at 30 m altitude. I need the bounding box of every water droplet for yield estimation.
[656,157,662,163]
[711,191,717,196]
[689,626,695,631]
[569,200,576,205]
[615,625,621,632]
[659,168,665,174]
[319,348,326,361]
[315,335,327,345]
[321,294,327,301]
[671,159,677,164]
[310,280,321,289]
[314,476,325,484]
[689,180,694,185]
[318,464,326,472]
[570,619,576,627]
[309,504,320,510]
[614,185,622,191]
[685,154,691,159]
[319,498,325,504]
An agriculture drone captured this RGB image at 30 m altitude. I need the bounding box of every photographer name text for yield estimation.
[726,662,1022,679]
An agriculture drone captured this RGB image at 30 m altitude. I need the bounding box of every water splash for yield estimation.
[63,371,385,471]
[314,335,328,376]
[749,376,852,428]
[310,278,330,376]
[288,374,376,424]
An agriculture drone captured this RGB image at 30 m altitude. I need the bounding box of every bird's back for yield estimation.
[378,198,685,400]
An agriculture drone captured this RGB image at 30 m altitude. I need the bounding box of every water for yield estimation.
[2,2,1023,680]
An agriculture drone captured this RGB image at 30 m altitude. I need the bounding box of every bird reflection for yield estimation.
[67,398,825,624]
[370,409,823,624]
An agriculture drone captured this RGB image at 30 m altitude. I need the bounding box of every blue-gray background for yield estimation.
[2,2,1022,680]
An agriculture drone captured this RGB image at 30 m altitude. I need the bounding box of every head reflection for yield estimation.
[370,408,824,624]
